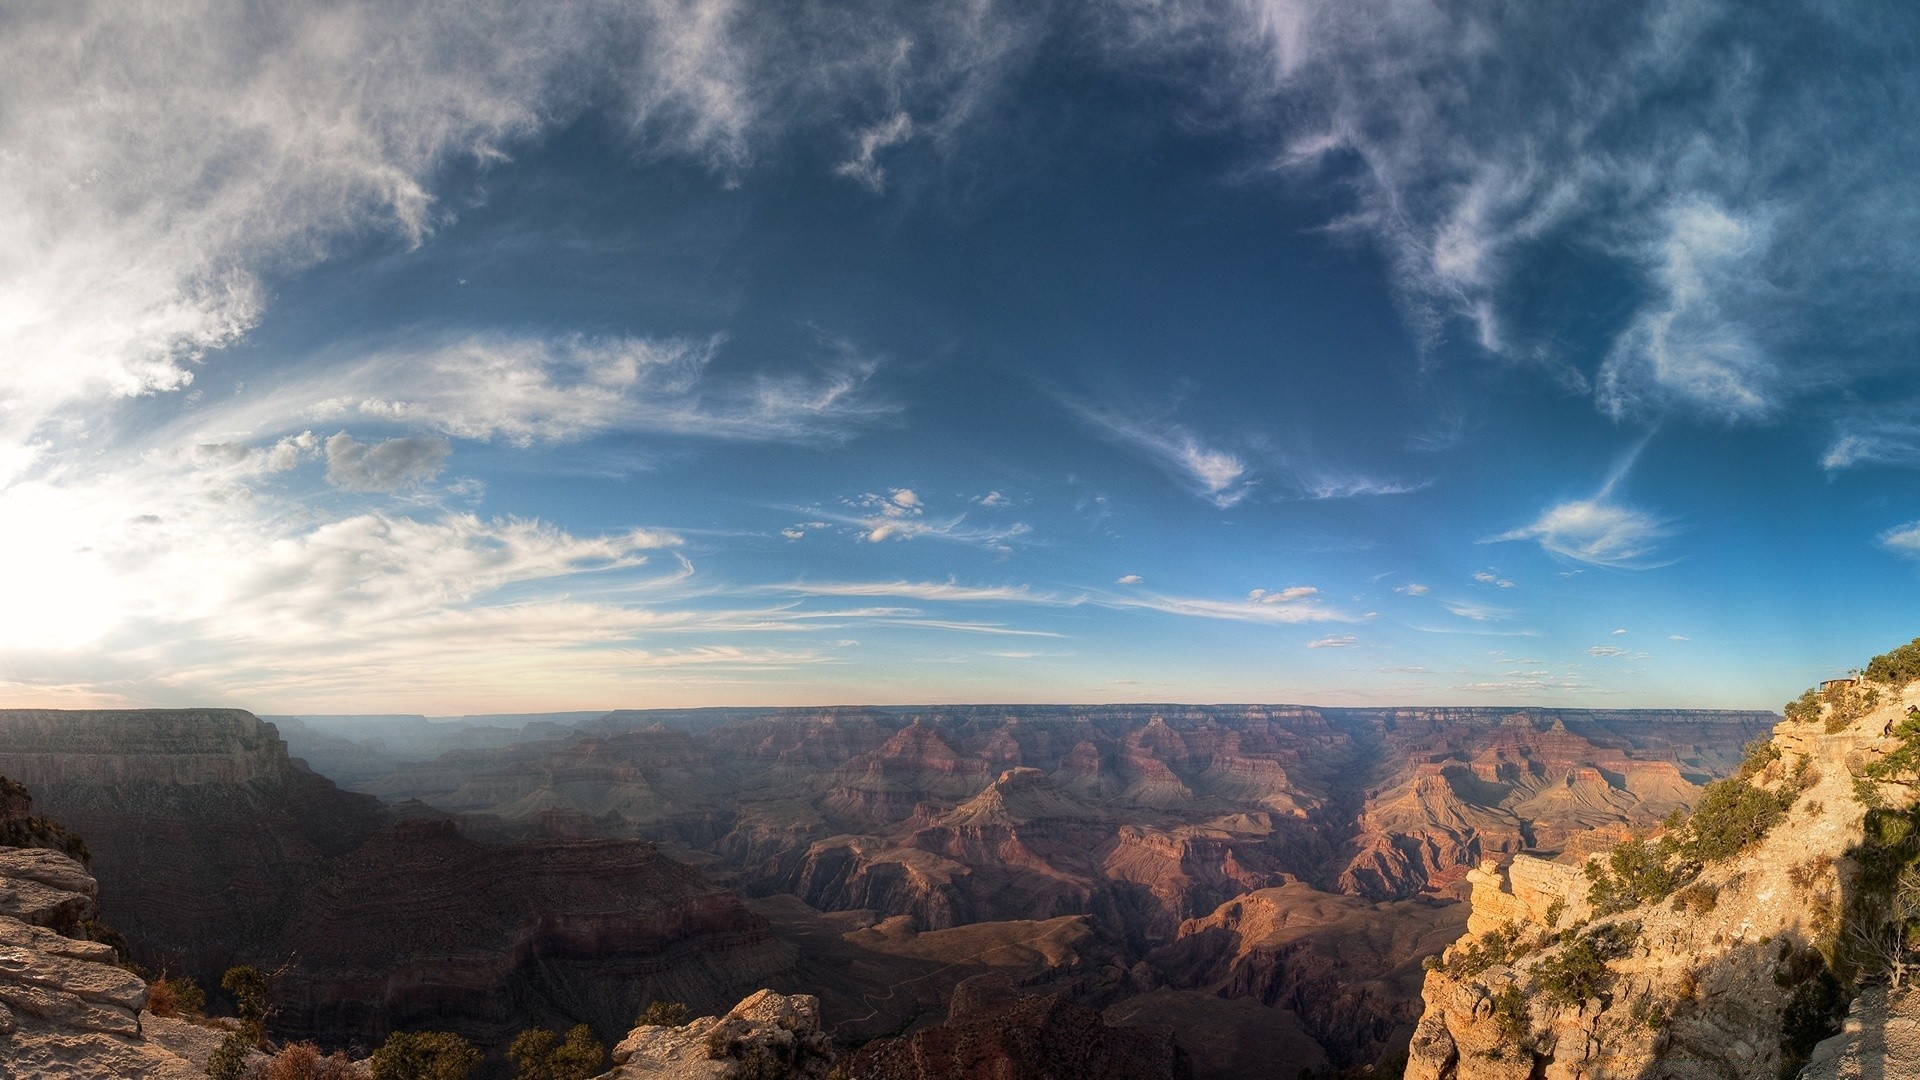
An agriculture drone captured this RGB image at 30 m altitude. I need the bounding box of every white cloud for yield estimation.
[1250,586,1317,603]
[1612,627,1628,635]
[974,491,1011,507]
[1597,200,1778,422]
[1116,574,1143,585]
[1472,571,1516,588]
[1394,583,1430,596]
[1823,415,1920,472]
[1493,498,1671,568]
[1669,634,1691,641]
[1115,0,1920,432]
[1441,599,1511,622]
[1587,645,1649,660]
[1307,634,1355,648]
[1099,588,1353,625]
[0,0,1028,483]
[1069,407,1253,507]
[822,490,1032,551]
[1880,522,1920,559]
[216,333,889,448]
[323,433,450,492]
[764,580,1065,605]
[834,111,915,192]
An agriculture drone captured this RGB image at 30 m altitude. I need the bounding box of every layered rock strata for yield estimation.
[1405,690,1910,1079]
[0,846,199,1078]
[0,712,794,1057]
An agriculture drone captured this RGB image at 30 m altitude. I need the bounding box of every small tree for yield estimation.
[263,1042,363,1080]
[370,1031,482,1080]
[511,1024,606,1080]
[145,973,206,1018]
[205,1030,254,1080]
[550,1026,605,1080]
[222,964,273,1043]
[634,1000,688,1028]
[1866,711,1920,786]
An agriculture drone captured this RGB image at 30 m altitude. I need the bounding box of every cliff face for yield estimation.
[274,821,790,1050]
[0,791,208,1080]
[0,711,794,1057]
[1403,690,1909,1080]
[842,982,1191,1080]
[0,709,382,977]
[1146,882,1465,1066]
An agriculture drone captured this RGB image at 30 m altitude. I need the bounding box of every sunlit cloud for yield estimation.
[1493,498,1671,568]
[1068,405,1253,508]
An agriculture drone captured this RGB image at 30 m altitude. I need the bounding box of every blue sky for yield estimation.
[3,0,1918,713]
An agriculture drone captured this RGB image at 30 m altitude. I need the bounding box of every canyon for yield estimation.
[0,703,1772,1076]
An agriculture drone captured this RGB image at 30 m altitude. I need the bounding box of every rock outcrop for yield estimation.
[0,843,202,1078]
[1147,881,1466,1066]
[594,989,835,1079]
[1404,675,1919,1079]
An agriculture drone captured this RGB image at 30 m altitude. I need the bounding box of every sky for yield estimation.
[3,0,1919,714]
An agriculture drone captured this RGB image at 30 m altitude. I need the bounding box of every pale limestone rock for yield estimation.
[0,848,200,1078]
[601,989,835,1079]
[1408,693,1906,1080]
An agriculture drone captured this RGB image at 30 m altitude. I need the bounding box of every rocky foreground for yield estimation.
[1405,651,1920,1079]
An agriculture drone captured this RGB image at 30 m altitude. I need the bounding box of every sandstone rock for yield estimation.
[0,845,199,1078]
[1405,690,1906,1080]
[598,989,834,1079]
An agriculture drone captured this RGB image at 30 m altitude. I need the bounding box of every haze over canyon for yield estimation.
[0,702,1773,1077]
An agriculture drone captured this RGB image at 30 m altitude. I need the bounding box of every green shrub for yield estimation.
[1785,688,1823,725]
[1535,922,1636,1010]
[1866,638,1920,686]
[370,1031,482,1080]
[1779,971,1847,1078]
[1738,738,1782,780]
[1628,994,1670,1032]
[145,974,205,1018]
[1682,778,1791,862]
[1866,711,1920,786]
[510,1024,605,1080]
[1587,835,1685,914]
[1443,923,1527,979]
[1489,981,1530,1044]
[205,1031,253,1080]
[1673,882,1719,914]
[634,1000,688,1027]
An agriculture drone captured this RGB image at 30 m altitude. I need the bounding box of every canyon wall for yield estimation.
[0,710,795,1057]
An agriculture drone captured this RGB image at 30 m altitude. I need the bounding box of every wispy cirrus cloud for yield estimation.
[1067,405,1253,507]
[1493,498,1671,569]
[1879,522,1920,560]
[1113,0,1920,436]
[811,489,1035,552]
[212,333,891,449]
[1823,411,1920,472]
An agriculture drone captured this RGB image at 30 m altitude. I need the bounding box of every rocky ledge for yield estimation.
[595,989,835,1079]
[0,846,199,1078]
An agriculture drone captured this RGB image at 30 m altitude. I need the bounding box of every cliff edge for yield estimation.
[1406,643,1920,1080]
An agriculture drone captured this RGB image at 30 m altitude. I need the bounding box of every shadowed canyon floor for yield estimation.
[0,705,1772,1076]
